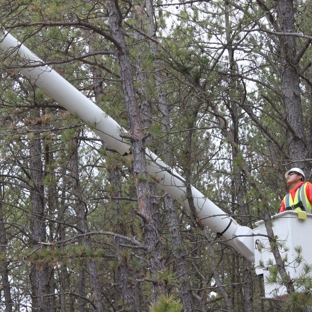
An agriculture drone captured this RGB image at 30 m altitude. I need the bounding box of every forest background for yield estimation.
[0,0,312,311]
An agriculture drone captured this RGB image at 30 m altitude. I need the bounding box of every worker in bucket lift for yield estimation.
[279,168,312,213]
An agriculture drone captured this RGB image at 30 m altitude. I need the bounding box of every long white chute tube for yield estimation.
[0,31,255,262]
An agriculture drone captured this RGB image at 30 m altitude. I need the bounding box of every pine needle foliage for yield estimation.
[149,295,183,312]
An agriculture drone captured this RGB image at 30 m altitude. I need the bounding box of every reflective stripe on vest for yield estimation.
[283,182,312,211]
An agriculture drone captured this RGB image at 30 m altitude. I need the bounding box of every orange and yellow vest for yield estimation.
[283,182,312,212]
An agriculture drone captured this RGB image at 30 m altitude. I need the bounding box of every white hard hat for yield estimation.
[285,168,305,179]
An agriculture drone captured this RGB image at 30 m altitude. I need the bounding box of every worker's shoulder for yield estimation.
[304,181,312,189]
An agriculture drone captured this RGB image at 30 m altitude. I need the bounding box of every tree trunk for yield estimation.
[89,37,139,307]
[60,148,69,312]
[277,0,310,175]
[107,0,165,302]
[110,163,139,311]
[68,135,104,312]
[29,108,52,312]
[0,182,13,312]
[263,210,295,294]
[205,230,234,312]
[43,122,57,311]
[145,0,195,306]
[225,2,254,307]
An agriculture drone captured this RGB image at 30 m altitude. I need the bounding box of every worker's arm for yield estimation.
[306,182,312,203]
[279,199,286,213]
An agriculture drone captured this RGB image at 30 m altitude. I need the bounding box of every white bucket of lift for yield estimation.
[254,211,312,298]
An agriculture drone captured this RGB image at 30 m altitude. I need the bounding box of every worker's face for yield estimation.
[286,172,302,187]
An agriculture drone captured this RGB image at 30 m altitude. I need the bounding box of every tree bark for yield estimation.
[68,135,104,312]
[107,0,165,302]
[89,35,139,307]
[60,147,69,312]
[205,229,234,312]
[0,182,13,312]
[144,0,196,302]
[224,1,254,309]
[277,0,310,175]
[29,108,53,312]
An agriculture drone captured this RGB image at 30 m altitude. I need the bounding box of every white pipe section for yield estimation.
[0,31,255,262]
[1,32,131,156]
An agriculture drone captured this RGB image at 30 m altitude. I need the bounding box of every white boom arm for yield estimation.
[0,31,255,262]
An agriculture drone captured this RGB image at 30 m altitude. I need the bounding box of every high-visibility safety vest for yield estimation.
[283,182,312,212]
